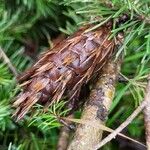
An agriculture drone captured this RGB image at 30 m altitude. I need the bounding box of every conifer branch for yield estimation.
[144,75,150,150]
[57,126,71,150]
[57,115,73,150]
[0,47,18,77]
[94,75,150,149]
[67,60,121,150]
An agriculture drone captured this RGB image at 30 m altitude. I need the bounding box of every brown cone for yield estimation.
[13,23,117,121]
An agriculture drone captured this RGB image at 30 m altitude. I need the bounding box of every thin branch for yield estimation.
[57,126,71,150]
[67,60,121,150]
[94,75,150,150]
[0,47,18,77]
[144,75,150,150]
[57,115,73,150]
[65,117,145,147]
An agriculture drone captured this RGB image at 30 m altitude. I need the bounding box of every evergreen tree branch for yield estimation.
[144,75,150,150]
[94,74,150,149]
[57,126,71,150]
[0,46,18,77]
[57,114,73,150]
[67,59,121,150]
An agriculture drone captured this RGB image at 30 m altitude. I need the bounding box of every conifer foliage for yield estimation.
[0,0,150,149]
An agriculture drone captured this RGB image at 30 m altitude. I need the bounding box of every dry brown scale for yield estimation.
[13,21,123,121]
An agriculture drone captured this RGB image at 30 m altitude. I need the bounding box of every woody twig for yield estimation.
[67,60,121,150]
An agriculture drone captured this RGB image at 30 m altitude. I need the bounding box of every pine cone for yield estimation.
[13,23,120,121]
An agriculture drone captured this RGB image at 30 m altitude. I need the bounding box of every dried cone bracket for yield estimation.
[13,22,122,121]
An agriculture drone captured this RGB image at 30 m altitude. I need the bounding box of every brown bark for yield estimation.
[67,60,121,150]
[57,126,70,150]
[144,75,150,150]
[57,115,74,150]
